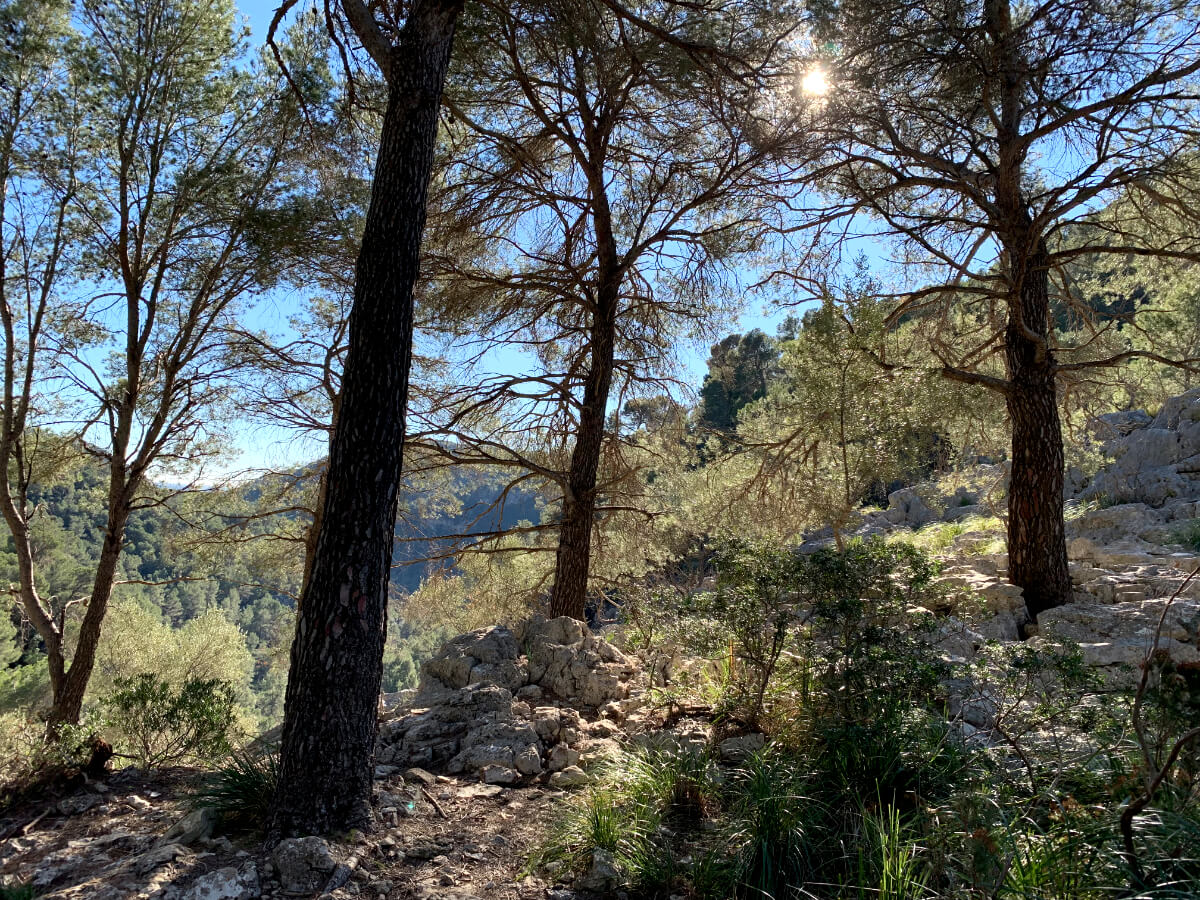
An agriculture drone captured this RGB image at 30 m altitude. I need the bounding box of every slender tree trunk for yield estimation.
[987,0,1071,620]
[268,0,463,839]
[0,490,65,697]
[548,285,617,620]
[48,515,128,727]
[1004,240,1071,621]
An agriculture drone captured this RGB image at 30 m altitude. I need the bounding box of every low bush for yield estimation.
[103,673,237,771]
[531,537,1200,899]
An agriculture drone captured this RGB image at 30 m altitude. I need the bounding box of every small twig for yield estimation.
[421,787,448,819]
[0,809,48,841]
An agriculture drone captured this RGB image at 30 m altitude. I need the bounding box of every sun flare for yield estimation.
[801,66,830,97]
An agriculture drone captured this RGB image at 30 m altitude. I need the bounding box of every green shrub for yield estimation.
[103,673,237,771]
[691,540,808,726]
[190,747,280,832]
[0,710,105,806]
[721,749,817,899]
[535,746,723,893]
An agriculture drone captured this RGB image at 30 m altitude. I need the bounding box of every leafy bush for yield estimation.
[191,747,280,832]
[103,674,237,771]
[0,710,105,806]
[683,537,945,730]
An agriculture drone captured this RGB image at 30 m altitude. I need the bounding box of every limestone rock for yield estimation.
[1038,599,1200,667]
[160,806,216,846]
[134,842,191,876]
[574,849,620,893]
[546,744,580,772]
[522,616,636,707]
[888,488,936,527]
[271,836,336,895]
[718,733,766,762]
[417,626,526,703]
[185,865,259,900]
[480,764,520,785]
[549,766,590,788]
[1080,390,1200,508]
[446,721,542,776]
[377,683,514,769]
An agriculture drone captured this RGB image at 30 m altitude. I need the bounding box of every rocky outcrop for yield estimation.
[1081,387,1200,508]
[1037,597,1200,667]
[378,617,638,786]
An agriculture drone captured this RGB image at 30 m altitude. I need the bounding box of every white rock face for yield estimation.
[1081,387,1200,507]
[376,618,640,785]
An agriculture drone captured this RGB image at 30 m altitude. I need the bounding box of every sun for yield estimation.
[801,66,830,97]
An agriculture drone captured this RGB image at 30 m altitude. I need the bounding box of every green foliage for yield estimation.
[190,747,280,833]
[721,749,816,898]
[0,710,103,804]
[535,747,724,892]
[686,537,944,729]
[697,330,781,433]
[534,533,1200,899]
[0,884,35,900]
[103,674,237,771]
[1168,518,1200,552]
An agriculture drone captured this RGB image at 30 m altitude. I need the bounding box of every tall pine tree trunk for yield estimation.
[1004,239,1071,621]
[268,0,463,839]
[548,283,618,621]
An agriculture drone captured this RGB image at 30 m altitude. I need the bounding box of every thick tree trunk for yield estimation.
[548,289,617,620]
[1004,241,1072,621]
[267,0,462,839]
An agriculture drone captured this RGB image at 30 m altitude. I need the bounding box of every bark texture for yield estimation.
[268,0,463,838]
[990,0,1071,618]
[1004,243,1071,620]
[548,281,617,620]
[547,141,622,621]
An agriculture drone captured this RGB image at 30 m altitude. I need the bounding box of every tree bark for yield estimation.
[48,512,128,727]
[1004,240,1072,620]
[547,118,622,621]
[548,283,618,620]
[267,0,463,839]
[987,0,1072,620]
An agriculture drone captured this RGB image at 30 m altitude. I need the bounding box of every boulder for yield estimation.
[185,865,260,900]
[417,626,526,703]
[888,488,937,527]
[446,721,542,776]
[377,683,514,769]
[271,836,336,895]
[718,733,766,762]
[574,849,620,893]
[549,766,590,788]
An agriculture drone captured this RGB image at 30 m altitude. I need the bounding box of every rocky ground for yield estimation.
[5,391,1200,899]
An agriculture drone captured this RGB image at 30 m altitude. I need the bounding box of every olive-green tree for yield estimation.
[45,0,309,727]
